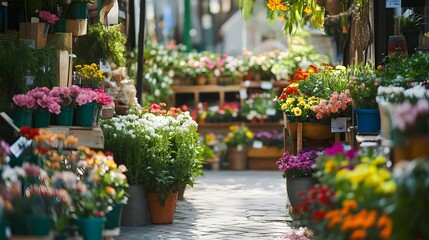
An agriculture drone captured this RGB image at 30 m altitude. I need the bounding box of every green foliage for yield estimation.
[74,23,126,66]
[238,0,254,20]
[381,54,429,88]
[0,33,58,113]
[389,159,429,240]
[398,12,424,31]
[347,63,380,109]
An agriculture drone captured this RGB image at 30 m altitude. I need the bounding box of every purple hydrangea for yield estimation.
[276,150,320,178]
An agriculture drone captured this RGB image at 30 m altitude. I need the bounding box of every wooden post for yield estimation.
[297,122,303,153]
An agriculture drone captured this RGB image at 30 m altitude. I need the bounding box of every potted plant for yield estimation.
[100,113,149,226]
[27,87,61,128]
[223,125,254,170]
[49,85,81,126]
[74,23,126,66]
[11,92,36,128]
[68,0,94,19]
[348,63,381,134]
[276,149,320,212]
[74,63,105,88]
[398,11,424,55]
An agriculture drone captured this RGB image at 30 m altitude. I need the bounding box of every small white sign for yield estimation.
[252,140,263,149]
[386,0,401,8]
[10,137,32,158]
[266,108,277,116]
[331,117,347,133]
[99,60,111,73]
[239,89,248,99]
[260,81,273,90]
[243,80,251,87]
[25,75,34,86]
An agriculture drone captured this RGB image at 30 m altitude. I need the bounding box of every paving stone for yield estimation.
[116,171,294,239]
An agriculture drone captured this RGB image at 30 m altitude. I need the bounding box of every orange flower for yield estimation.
[341,199,357,215]
[378,214,393,240]
[105,186,116,195]
[279,15,285,21]
[350,229,366,240]
[277,4,288,11]
[65,136,79,145]
[267,2,276,10]
[324,209,340,219]
[341,215,356,232]
[327,216,342,228]
[304,6,311,14]
[362,210,377,229]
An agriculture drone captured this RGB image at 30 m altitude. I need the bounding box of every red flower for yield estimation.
[20,126,40,139]
[312,210,325,222]
[37,147,48,154]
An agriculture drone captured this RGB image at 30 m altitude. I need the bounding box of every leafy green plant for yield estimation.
[0,33,58,113]
[389,159,429,240]
[397,12,424,31]
[74,23,126,66]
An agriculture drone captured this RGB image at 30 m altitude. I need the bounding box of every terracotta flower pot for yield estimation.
[147,192,178,224]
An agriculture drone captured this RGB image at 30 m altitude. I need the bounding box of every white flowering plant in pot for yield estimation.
[101,103,204,205]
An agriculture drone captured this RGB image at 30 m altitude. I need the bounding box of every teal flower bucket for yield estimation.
[33,108,50,128]
[105,204,123,230]
[12,108,33,128]
[77,217,105,240]
[75,102,95,127]
[55,19,67,32]
[68,3,88,19]
[56,106,74,126]
[355,108,381,134]
[27,215,53,236]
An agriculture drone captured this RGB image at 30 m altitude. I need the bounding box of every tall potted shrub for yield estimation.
[101,114,149,226]
[137,103,203,224]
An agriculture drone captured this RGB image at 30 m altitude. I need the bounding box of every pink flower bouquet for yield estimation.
[313,90,353,120]
[12,93,36,110]
[49,85,80,107]
[28,87,61,115]
[76,88,98,106]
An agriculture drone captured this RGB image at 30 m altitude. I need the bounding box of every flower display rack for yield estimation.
[247,146,284,170]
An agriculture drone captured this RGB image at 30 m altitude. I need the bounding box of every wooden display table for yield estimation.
[47,126,104,150]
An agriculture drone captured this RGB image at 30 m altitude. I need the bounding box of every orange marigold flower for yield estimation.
[378,214,393,240]
[267,2,276,10]
[342,199,358,214]
[362,210,377,229]
[277,4,288,11]
[341,215,356,232]
[324,209,340,219]
[350,229,366,240]
[279,15,285,21]
[327,216,342,228]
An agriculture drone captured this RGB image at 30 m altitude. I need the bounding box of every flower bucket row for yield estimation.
[278,143,429,239]
[11,86,112,128]
[0,127,128,239]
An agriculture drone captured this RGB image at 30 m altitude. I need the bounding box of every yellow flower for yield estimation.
[292,107,302,116]
[277,4,288,11]
[246,131,254,139]
[298,97,304,102]
[229,125,239,132]
[281,103,288,111]
[304,104,311,109]
[378,180,396,194]
[371,156,386,165]
[325,159,336,173]
[304,6,311,14]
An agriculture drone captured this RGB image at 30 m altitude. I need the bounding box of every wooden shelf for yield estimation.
[172,85,243,106]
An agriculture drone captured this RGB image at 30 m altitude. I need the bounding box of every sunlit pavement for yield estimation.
[117,170,294,240]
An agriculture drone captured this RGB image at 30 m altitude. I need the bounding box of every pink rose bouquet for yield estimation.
[76,88,98,106]
[95,89,113,107]
[37,10,59,24]
[28,87,61,114]
[49,85,80,107]
[313,90,353,120]
[12,93,36,110]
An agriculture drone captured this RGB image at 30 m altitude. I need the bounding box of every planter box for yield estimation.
[19,22,48,49]
[66,19,87,36]
[248,146,284,170]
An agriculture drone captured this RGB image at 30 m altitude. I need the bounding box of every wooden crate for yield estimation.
[19,22,48,49]
[47,126,104,150]
[66,19,87,36]
[248,146,284,170]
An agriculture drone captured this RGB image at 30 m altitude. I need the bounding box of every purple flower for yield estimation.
[324,143,345,156]
[276,150,320,178]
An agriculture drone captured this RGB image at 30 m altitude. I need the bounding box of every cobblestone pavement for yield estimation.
[117,170,294,240]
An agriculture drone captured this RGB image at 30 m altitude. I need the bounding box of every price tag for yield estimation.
[266,108,277,116]
[10,137,32,158]
[331,117,347,133]
[239,89,248,99]
[386,0,401,8]
[99,60,111,73]
[25,75,34,86]
[253,140,263,149]
[260,81,273,90]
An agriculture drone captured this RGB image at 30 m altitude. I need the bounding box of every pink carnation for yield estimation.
[38,10,59,24]
[37,95,61,114]
[95,90,113,107]
[12,93,35,109]
[76,88,97,106]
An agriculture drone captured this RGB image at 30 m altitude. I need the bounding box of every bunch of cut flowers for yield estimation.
[276,150,320,178]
